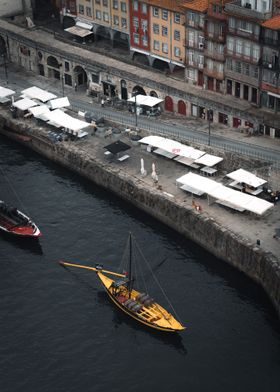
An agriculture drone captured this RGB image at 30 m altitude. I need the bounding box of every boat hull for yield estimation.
[0,202,41,238]
[97,272,185,333]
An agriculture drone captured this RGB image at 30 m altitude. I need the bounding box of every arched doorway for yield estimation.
[47,55,60,79]
[73,66,87,88]
[133,52,149,66]
[178,100,186,115]
[165,96,173,112]
[120,80,128,100]
[150,91,158,97]
[132,85,146,96]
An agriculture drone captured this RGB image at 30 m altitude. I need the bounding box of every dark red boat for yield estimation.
[0,200,41,238]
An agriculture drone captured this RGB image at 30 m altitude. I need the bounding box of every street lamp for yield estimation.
[207,109,213,146]
[59,63,64,96]
[135,93,138,127]
[1,52,8,84]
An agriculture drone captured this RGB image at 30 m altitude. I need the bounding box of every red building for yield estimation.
[129,1,150,52]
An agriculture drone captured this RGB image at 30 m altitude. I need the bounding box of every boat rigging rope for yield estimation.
[0,165,31,216]
[134,237,184,325]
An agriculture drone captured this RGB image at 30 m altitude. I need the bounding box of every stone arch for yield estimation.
[73,65,87,87]
[47,55,60,68]
[178,100,187,115]
[150,91,158,97]
[46,55,60,80]
[152,58,169,71]
[132,52,149,66]
[0,36,7,55]
[132,85,146,96]
[120,79,128,100]
[165,96,173,112]
[62,16,75,29]
[96,25,111,42]
[113,31,129,50]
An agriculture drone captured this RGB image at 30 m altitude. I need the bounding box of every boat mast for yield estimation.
[128,232,132,298]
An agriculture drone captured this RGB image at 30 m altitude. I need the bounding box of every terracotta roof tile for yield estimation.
[181,0,209,12]
[145,0,185,12]
[262,14,280,30]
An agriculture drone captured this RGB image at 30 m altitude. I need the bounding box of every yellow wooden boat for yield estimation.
[60,234,185,333]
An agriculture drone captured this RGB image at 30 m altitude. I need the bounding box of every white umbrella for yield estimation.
[151,162,158,182]
[140,158,147,176]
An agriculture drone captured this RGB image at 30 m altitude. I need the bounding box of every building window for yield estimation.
[174,13,180,23]
[236,40,242,54]
[174,47,181,57]
[235,61,241,73]
[252,45,260,61]
[243,63,249,75]
[174,30,180,40]
[153,7,159,17]
[133,1,138,11]
[226,58,233,70]
[103,12,109,22]
[113,0,118,10]
[86,7,92,17]
[142,35,148,47]
[95,0,101,4]
[121,18,127,28]
[153,23,159,34]
[162,26,168,36]
[133,17,139,29]
[141,19,148,33]
[65,61,70,72]
[153,40,160,51]
[162,43,168,53]
[96,10,101,19]
[79,5,84,14]
[113,15,119,25]
[134,33,139,44]
[103,0,108,6]
[227,37,234,52]
[121,2,126,12]
[162,9,168,20]
[142,3,147,13]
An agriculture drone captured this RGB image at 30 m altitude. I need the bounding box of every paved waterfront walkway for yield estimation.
[1,64,279,261]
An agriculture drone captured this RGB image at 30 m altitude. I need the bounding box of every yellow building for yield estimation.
[146,0,185,69]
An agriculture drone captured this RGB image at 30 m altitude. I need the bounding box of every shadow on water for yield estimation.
[0,232,43,255]
[97,291,188,355]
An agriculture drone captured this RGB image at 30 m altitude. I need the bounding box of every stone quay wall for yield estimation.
[0,111,279,318]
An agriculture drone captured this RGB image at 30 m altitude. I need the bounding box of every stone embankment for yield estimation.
[0,109,279,318]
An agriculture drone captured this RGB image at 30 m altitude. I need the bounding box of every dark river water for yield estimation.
[0,135,279,392]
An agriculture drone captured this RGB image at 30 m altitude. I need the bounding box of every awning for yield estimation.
[28,105,50,120]
[48,97,70,110]
[44,109,89,132]
[177,172,273,215]
[12,98,38,111]
[104,140,131,154]
[76,20,93,30]
[226,168,267,188]
[127,95,163,107]
[21,86,57,103]
[64,25,93,38]
[0,86,15,98]
[194,154,223,167]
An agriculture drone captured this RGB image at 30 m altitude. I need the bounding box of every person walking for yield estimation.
[74,82,77,92]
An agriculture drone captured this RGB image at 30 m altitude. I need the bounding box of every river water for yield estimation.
[0,135,279,392]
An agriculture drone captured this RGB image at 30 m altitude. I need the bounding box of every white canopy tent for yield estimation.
[0,86,15,98]
[226,168,267,188]
[48,97,70,110]
[64,25,93,38]
[28,105,51,121]
[21,86,57,103]
[195,154,223,167]
[127,95,163,107]
[44,109,89,136]
[12,98,38,111]
[138,136,205,160]
[176,172,273,215]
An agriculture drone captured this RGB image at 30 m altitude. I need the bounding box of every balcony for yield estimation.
[205,31,226,43]
[261,82,280,94]
[225,1,272,21]
[225,49,259,65]
[204,50,225,62]
[204,68,224,80]
[228,27,259,41]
